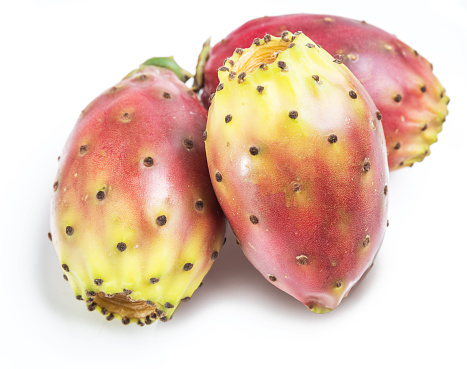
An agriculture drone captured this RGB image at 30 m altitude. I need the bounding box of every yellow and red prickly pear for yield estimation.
[198,14,449,171]
[50,58,226,325]
[205,32,389,313]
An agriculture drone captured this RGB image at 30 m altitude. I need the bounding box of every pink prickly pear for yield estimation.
[205,32,389,313]
[50,57,226,325]
[197,14,449,171]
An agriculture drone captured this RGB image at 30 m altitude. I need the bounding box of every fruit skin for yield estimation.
[199,14,449,171]
[205,32,389,313]
[50,59,226,325]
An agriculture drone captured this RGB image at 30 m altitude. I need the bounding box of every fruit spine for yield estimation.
[50,58,225,325]
[205,32,389,312]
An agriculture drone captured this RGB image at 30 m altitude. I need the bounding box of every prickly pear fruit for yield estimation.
[205,32,389,313]
[198,14,449,171]
[50,57,226,325]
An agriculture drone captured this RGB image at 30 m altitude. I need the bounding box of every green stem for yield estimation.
[193,38,211,92]
[141,57,192,83]
[125,57,192,83]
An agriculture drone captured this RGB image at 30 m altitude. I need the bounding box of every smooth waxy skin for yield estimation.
[50,64,225,325]
[201,14,449,170]
[206,33,389,312]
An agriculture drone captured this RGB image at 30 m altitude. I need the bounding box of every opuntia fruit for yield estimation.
[205,32,389,313]
[50,58,226,325]
[198,14,449,171]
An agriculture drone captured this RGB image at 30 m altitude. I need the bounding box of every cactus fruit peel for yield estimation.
[205,32,389,313]
[50,58,226,325]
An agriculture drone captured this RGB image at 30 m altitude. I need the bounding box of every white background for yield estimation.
[1,0,466,368]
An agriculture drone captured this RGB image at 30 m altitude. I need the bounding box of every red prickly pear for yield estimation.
[205,32,389,313]
[50,57,226,325]
[197,14,449,171]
